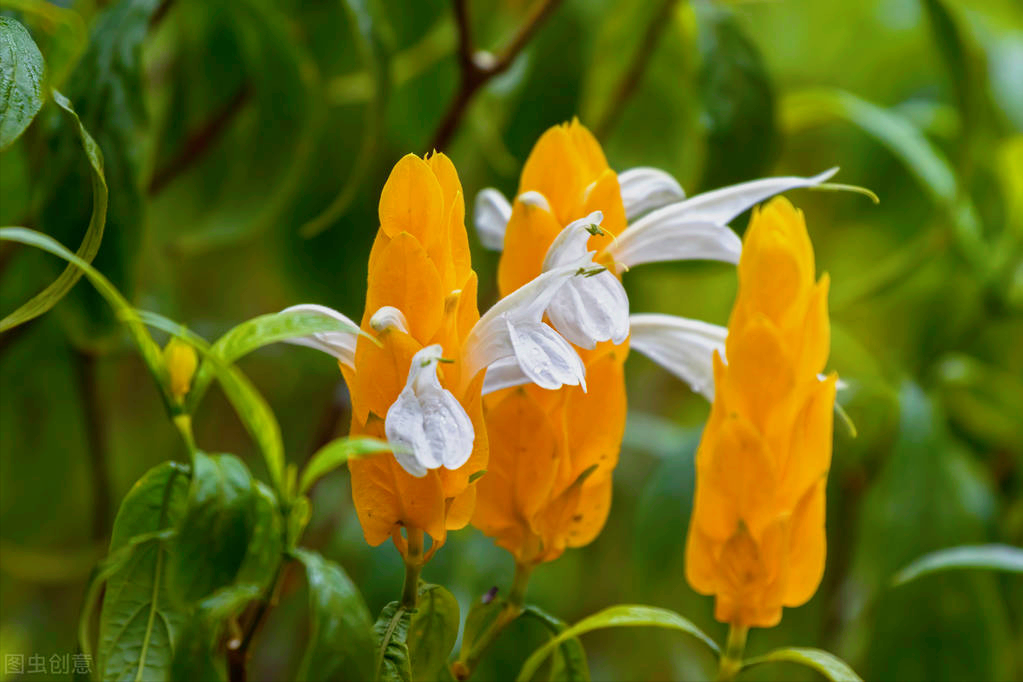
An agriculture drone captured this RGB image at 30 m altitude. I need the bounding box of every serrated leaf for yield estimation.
[168,452,259,604]
[292,550,375,682]
[515,605,718,682]
[743,647,863,682]
[521,606,589,682]
[893,544,1023,586]
[375,601,412,682]
[1,90,108,333]
[0,16,45,149]
[170,583,261,682]
[298,436,391,495]
[96,461,191,681]
[408,582,460,681]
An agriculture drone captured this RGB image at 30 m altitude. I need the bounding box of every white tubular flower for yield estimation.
[369,306,409,334]
[617,167,686,222]
[603,168,839,273]
[542,211,630,349]
[474,188,511,250]
[385,345,475,478]
[279,304,360,369]
[481,356,529,396]
[628,313,727,401]
[464,264,588,392]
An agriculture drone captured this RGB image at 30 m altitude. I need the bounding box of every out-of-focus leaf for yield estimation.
[459,594,506,665]
[407,582,460,681]
[2,0,88,88]
[893,544,1023,586]
[515,605,718,682]
[301,0,391,237]
[743,648,863,682]
[521,605,590,682]
[937,353,1023,454]
[187,309,363,408]
[374,601,412,682]
[694,4,777,188]
[293,549,376,682]
[168,452,259,603]
[0,16,45,149]
[170,583,261,682]
[1,91,106,333]
[298,436,390,495]
[96,461,190,681]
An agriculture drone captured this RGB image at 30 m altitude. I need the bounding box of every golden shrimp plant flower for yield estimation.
[282,152,593,557]
[685,197,837,628]
[471,120,838,565]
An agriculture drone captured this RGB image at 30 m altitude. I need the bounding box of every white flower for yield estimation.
[541,211,629,349]
[617,167,685,222]
[384,345,475,477]
[278,304,360,369]
[474,188,511,250]
[628,313,727,400]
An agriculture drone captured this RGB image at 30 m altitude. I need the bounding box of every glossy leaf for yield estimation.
[893,544,1023,586]
[521,606,589,682]
[408,582,460,681]
[1,91,108,333]
[170,583,261,682]
[293,549,376,682]
[298,436,391,495]
[96,461,191,681]
[374,601,412,682]
[0,16,45,149]
[743,648,862,682]
[515,605,718,682]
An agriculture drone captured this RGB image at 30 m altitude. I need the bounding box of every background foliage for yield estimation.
[1,0,1021,680]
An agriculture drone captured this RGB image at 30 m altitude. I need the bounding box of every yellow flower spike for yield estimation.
[685,197,837,629]
[163,337,198,403]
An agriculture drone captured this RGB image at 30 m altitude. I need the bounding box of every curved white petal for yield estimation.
[506,318,586,391]
[541,211,604,271]
[385,345,475,477]
[279,304,359,369]
[517,190,552,212]
[629,313,727,400]
[474,188,512,251]
[482,356,530,395]
[618,167,686,221]
[370,306,409,334]
[608,220,742,272]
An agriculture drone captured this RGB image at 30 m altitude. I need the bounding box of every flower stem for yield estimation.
[715,624,748,682]
[401,528,425,608]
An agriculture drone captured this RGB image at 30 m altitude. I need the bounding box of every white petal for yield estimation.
[628,313,727,400]
[608,220,742,272]
[385,345,475,476]
[474,188,511,251]
[618,167,686,221]
[279,304,359,369]
[517,190,552,212]
[506,318,586,391]
[541,211,604,271]
[481,356,531,395]
[546,270,629,349]
[370,306,409,334]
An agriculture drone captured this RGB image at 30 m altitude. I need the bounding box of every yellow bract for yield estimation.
[685,197,836,628]
[344,153,487,557]
[163,337,198,402]
[473,120,628,565]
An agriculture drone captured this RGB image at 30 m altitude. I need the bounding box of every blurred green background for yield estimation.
[1,0,1021,680]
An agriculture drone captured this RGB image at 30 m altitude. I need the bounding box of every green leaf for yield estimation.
[408,583,460,681]
[743,648,863,682]
[515,605,718,682]
[1,90,108,333]
[0,16,45,149]
[299,436,391,495]
[293,549,375,682]
[1,0,88,89]
[168,452,259,603]
[96,461,191,681]
[458,593,505,664]
[375,601,412,682]
[170,583,262,682]
[235,481,284,589]
[521,606,589,682]
[187,309,364,409]
[892,544,1023,586]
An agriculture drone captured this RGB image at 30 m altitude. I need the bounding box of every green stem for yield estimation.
[453,562,534,680]
[401,528,424,608]
[715,624,749,682]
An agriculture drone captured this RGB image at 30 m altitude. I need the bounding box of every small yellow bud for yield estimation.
[163,337,198,402]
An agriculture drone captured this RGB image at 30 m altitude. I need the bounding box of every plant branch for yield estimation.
[594,0,680,140]
[715,624,748,682]
[428,0,565,151]
[227,559,290,682]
